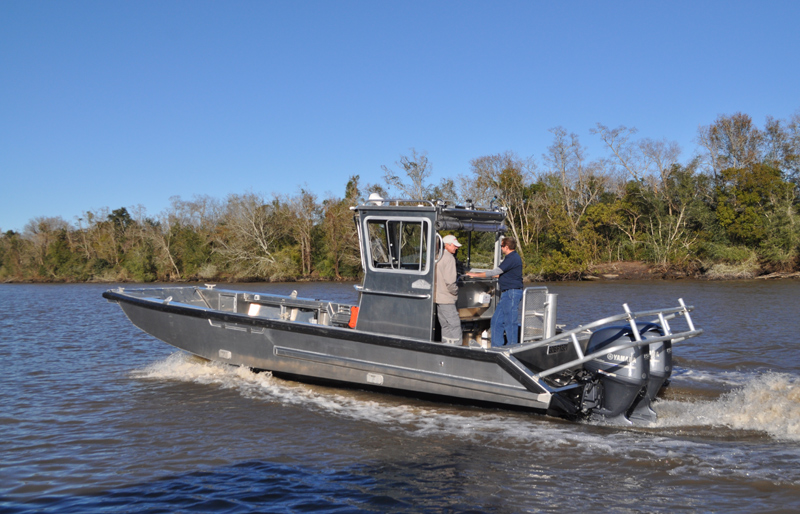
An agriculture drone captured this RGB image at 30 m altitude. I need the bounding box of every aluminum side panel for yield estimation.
[119,301,550,409]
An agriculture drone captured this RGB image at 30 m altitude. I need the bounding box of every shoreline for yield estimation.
[579,261,798,282]
[3,261,798,284]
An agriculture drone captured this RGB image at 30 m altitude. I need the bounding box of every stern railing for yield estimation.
[507,298,702,379]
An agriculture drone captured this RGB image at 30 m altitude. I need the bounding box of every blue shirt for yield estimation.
[498,251,523,291]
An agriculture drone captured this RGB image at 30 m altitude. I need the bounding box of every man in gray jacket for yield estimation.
[436,234,462,345]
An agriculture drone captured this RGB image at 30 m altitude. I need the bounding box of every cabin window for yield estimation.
[365,218,429,273]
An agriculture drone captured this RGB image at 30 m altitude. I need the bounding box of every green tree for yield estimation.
[320,176,362,279]
[283,188,320,277]
[592,124,703,266]
[716,163,797,256]
[0,230,25,280]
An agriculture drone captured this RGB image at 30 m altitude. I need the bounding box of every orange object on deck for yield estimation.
[348,306,359,329]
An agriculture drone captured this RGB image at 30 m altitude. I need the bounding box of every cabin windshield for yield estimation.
[366,217,429,273]
[462,231,496,269]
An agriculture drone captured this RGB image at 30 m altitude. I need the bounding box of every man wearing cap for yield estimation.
[435,234,462,345]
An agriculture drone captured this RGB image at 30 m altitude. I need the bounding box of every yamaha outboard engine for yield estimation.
[645,334,672,401]
[583,323,663,423]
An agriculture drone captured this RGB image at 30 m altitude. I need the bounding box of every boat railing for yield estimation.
[520,287,557,341]
[354,198,505,213]
[507,299,702,379]
[356,198,437,207]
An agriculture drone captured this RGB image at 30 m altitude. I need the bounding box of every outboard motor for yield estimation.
[645,334,672,402]
[628,324,672,422]
[583,323,663,423]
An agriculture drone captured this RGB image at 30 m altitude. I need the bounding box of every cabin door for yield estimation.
[355,214,436,340]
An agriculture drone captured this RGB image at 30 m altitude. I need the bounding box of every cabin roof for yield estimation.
[352,199,506,233]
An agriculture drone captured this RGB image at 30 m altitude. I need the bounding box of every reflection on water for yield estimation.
[1,280,800,513]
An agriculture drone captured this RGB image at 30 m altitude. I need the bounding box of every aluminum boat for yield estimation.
[104,198,702,423]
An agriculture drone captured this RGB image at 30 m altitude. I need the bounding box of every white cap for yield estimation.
[442,235,462,247]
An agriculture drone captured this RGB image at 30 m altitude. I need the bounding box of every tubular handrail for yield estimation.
[531,328,703,379]
[353,285,431,300]
[356,198,437,207]
[507,299,697,356]
[501,298,702,379]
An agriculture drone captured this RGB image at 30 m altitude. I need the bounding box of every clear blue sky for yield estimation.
[2,0,799,232]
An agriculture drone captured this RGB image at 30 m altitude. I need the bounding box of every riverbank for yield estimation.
[528,261,800,282]
[585,261,799,281]
[4,260,799,284]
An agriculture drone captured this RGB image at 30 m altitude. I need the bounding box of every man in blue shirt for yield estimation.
[466,237,523,346]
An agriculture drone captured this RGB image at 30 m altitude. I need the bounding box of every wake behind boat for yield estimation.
[104,197,702,424]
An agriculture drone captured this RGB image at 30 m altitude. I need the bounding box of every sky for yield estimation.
[2,0,799,232]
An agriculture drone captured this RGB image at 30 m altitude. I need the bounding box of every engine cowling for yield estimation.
[583,323,663,422]
[646,336,672,399]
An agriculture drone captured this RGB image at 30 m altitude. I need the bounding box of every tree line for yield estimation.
[2,111,798,283]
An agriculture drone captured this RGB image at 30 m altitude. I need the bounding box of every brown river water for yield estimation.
[1,280,799,513]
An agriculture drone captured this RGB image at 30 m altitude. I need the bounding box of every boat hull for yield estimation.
[113,294,555,412]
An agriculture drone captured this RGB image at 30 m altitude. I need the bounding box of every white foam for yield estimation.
[131,353,602,445]
[133,353,800,445]
[655,371,800,441]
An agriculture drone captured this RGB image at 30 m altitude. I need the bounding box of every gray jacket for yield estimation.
[435,250,458,304]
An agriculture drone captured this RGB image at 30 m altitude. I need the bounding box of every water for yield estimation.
[1,280,799,512]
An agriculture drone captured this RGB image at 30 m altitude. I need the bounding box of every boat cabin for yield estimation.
[352,197,511,345]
